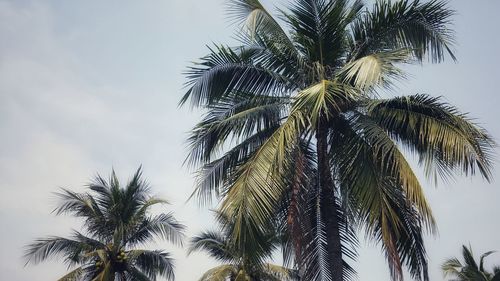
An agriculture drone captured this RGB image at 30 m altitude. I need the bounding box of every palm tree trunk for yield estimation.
[316,117,343,281]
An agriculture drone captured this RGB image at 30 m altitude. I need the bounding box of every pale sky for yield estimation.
[0,0,499,280]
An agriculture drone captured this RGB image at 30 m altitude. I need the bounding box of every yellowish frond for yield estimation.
[341,49,411,89]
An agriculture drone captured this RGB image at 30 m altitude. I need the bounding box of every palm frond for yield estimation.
[462,245,479,270]
[261,263,300,280]
[350,0,456,62]
[441,246,499,281]
[219,110,305,248]
[124,266,151,281]
[186,94,288,167]
[128,213,185,246]
[366,94,496,183]
[293,79,360,126]
[228,0,292,46]
[53,189,109,239]
[57,266,84,281]
[127,197,170,231]
[129,249,175,281]
[191,124,280,205]
[442,257,462,278]
[346,112,435,228]
[331,114,433,281]
[283,0,351,65]
[24,235,98,266]
[181,45,292,107]
[300,181,358,281]
[480,251,496,272]
[339,48,411,90]
[188,230,235,262]
[197,264,236,281]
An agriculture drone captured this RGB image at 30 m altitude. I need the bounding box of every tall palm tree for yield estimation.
[25,168,185,281]
[181,1,495,281]
[188,214,298,281]
[442,245,500,281]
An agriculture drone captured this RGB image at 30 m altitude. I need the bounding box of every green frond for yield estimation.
[56,267,84,281]
[186,94,288,167]
[129,197,170,224]
[129,249,175,281]
[181,45,292,107]
[441,245,499,281]
[346,113,435,230]
[198,264,236,281]
[188,231,235,262]
[190,214,292,281]
[331,115,433,281]
[283,0,355,65]
[24,235,97,266]
[462,245,479,270]
[124,266,151,281]
[350,0,456,62]
[128,213,186,247]
[480,251,496,272]
[219,110,305,248]
[190,124,280,205]
[366,94,496,183]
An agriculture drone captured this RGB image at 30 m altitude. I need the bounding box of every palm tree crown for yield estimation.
[188,213,298,281]
[25,168,186,281]
[182,1,495,281]
[442,245,500,281]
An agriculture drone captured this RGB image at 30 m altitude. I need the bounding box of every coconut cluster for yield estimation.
[116,250,127,262]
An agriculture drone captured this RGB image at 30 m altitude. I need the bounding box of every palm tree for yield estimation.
[442,245,500,281]
[188,213,298,281]
[25,168,185,281]
[181,1,495,281]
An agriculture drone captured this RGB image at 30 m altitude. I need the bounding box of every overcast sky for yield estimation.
[0,0,499,280]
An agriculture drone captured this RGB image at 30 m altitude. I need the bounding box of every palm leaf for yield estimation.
[197,264,236,281]
[350,0,456,62]
[190,124,280,205]
[57,267,84,281]
[186,94,288,167]
[339,48,411,90]
[188,230,235,262]
[128,213,185,247]
[366,94,495,183]
[331,114,433,281]
[181,45,292,107]
[129,249,175,281]
[219,110,305,248]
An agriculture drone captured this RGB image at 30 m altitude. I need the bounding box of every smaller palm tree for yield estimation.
[188,213,298,281]
[25,168,185,281]
[442,245,500,281]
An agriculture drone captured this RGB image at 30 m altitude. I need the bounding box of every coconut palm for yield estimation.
[181,1,495,281]
[25,168,185,281]
[442,245,500,281]
[188,214,298,281]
